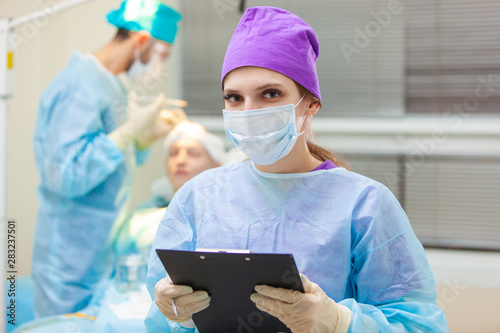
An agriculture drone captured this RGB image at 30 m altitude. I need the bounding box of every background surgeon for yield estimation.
[32,0,183,318]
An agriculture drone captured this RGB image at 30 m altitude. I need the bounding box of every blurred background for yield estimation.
[1,0,499,332]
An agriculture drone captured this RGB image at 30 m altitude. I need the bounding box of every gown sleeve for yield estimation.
[340,181,449,332]
[144,186,199,333]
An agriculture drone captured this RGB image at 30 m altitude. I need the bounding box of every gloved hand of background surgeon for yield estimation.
[108,92,166,150]
[136,107,188,149]
[155,276,210,324]
[250,274,352,333]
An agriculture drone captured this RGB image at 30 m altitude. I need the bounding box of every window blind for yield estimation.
[348,153,500,251]
[406,0,500,114]
[181,0,239,115]
[405,157,500,250]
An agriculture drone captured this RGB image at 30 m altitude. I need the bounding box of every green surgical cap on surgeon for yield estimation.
[107,0,182,44]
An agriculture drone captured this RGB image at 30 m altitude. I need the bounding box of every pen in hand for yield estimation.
[172,297,178,316]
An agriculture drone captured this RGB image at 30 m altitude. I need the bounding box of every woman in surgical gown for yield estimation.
[146,6,450,333]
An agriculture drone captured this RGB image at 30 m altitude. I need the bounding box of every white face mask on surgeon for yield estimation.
[127,41,168,82]
[222,95,307,165]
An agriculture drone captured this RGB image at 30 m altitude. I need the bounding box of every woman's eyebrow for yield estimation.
[224,83,284,95]
[255,83,284,91]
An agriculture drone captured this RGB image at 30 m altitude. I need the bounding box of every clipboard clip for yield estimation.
[196,248,252,254]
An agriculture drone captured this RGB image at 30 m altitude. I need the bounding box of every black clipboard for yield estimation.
[156,249,304,333]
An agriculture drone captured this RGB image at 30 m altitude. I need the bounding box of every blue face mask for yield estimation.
[223,95,306,165]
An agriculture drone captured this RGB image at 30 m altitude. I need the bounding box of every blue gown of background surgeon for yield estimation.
[145,161,449,333]
[32,51,149,317]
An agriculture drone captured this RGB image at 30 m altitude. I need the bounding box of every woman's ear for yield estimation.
[305,98,321,117]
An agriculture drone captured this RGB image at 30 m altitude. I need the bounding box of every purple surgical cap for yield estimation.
[221,6,321,101]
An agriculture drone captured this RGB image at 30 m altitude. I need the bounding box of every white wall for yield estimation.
[427,249,500,333]
[1,0,181,276]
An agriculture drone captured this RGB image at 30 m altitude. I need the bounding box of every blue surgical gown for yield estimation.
[32,51,149,317]
[145,161,449,332]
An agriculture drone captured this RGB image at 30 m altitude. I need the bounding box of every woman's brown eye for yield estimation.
[264,90,280,98]
[224,94,242,103]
